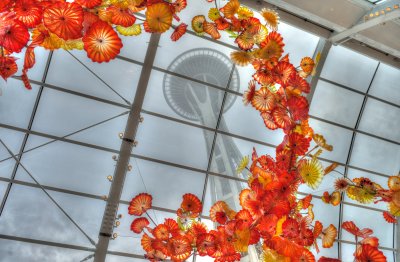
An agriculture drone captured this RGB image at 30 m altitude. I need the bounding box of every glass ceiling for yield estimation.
[0,2,399,262]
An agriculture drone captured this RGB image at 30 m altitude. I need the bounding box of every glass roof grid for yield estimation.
[0,51,53,219]
[337,62,382,260]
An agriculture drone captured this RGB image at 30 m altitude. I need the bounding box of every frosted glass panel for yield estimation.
[350,134,400,176]
[0,79,40,128]
[46,50,141,104]
[309,119,353,163]
[0,185,104,247]
[342,204,393,248]
[359,98,400,142]
[143,69,225,128]
[121,158,205,211]
[154,34,235,88]
[321,45,378,92]
[31,88,126,139]
[0,239,92,262]
[202,175,246,217]
[134,114,213,170]
[369,63,400,105]
[221,93,284,147]
[310,80,364,127]
[209,133,275,177]
[16,136,114,196]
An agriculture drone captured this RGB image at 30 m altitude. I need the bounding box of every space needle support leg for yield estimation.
[94,33,161,262]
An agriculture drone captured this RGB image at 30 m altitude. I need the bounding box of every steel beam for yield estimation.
[329,9,400,44]
[93,33,161,261]
[307,39,332,103]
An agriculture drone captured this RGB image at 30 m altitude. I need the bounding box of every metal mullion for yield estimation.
[0,176,211,220]
[152,65,243,97]
[0,234,150,260]
[11,77,130,110]
[0,111,129,163]
[307,39,332,103]
[0,51,53,217]
[94,33,161,261]
[139,109,394,179]
[0,123,120,154]
[309,114,400,146]
[66,51,131,105]
[337,62,380,259]
[0,173,389,220]
[1,110,394,180]
[200,65,236,205]
[319,77,400,110]
[194,63,236,262]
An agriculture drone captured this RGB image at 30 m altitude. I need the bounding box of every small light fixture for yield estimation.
[133,141,138,147]
[118,132,124,139]
[112,233,118,239]
[375,11,380,16]
[386,7,391,11]
[139,116,144,123]
[394,4,399,9]
[107,175,113,182]
[128,165,132,171]
[117,214,123,219]
[380,10,385,14]
[115,221,121,227]
[101,195,108,201]
[112,155,118,161]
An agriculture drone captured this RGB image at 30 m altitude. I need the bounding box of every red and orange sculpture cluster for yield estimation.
[127,0,398,261]
[0,0,187,88]
[0,0,398,261]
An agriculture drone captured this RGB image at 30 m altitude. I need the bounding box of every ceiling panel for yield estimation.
[121,158,205,211]
[143,70,225,128]
[15,136,114,196]
[368,63,400,105]
[0,185,104,247]
[309,119,353,164]
[350,133,400,176]
[321,45,379,92]
[209,133,275,178]
[0,79,40,129]
[134,114,214,170]
[310,80,364,127]
[358,98,400,143]
[342,204,393,248]
[220,93,285,147]
[46,50,141,104]
[154,34,235,89]
[0,239,93,262]
[30,88,127,142]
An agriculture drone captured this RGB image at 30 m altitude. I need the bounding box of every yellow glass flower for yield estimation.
[233,228,250,252]
[254,25,268,44]
[116,24,142,36]
[61,39,84,50]
[237,6,253,20]
[388,176,400,191]
[145,3,173,33]
[388,201,400,217]
[260,8,279,30]
[261,247,289,262]
[299,158,323,189]
[313,133,333,151]
[346,186,374,204]
[208,8,220,21]
[230,51,253,66]
[236,155,249,173]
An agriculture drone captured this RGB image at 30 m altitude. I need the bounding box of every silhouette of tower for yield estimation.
[163,48,258,261]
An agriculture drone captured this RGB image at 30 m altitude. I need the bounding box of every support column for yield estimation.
[94,33,161,261]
